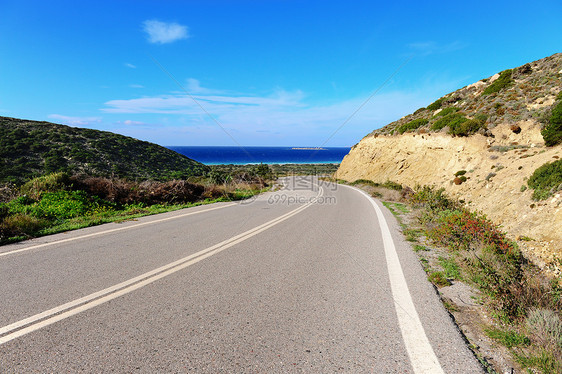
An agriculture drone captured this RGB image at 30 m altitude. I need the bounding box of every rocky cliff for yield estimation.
[337,53,562,267]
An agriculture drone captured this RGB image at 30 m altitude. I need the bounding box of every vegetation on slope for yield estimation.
[542,92,562,147]
[368,53,562,143]
[482,69,514,95]
[0,168,273,244]
[366,182,562,373]
[528,159,562,200]
[397,118,428,134]
[0,116,209,184]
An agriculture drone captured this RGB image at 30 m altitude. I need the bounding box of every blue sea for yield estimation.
[167,146,350,165]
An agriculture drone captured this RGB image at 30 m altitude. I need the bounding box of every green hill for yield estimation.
[0,117,208,184]
[368,52,562,140]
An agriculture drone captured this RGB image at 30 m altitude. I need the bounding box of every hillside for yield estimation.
[0,117,209,184]
[337,53,562,267]
[369,53,562,138]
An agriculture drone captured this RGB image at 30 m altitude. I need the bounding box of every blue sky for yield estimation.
[1,1,561,147]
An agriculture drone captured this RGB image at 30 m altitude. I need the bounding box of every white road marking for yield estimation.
[0,187,323,345]
[0,203,237,258]
[345,185,445,374]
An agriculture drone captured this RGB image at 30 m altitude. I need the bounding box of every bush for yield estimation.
[526,309,562,349]
[397,118,429,134]
[542,98,562,146]
[431,113,468,131]
[20,172,71,199]
[449,118,486,137]
[528,159,562,200]
[423,206,525,317]
[427,97,445,111]
[482,69,514,95]
[0,214,48,239]
[409,186,457,209]
[435,106,459,117]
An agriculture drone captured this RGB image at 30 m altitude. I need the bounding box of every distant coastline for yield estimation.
[167,146,350,165]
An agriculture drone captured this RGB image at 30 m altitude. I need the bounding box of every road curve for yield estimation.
[0,176,483,373]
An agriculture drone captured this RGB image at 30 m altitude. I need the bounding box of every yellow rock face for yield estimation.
[337,120,562,269]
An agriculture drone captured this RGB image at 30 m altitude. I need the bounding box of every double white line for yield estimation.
[0,186,323,345]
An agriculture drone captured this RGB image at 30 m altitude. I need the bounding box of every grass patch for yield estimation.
[428,271,451,287]
[516,350,561,374]
[413,244,428,252]
[403,228,422,242]
[485,327,530,348]
[438,256,462,280]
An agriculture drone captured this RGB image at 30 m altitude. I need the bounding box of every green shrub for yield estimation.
[474,113,489,123]
[449,118,486,136]
[350,179,402,190]
[397,118,429,134]
[431,113,468,131]
[542,98,562,146]
[528,159,562,200]
[482,69,514,95]
[382,180,402,190]
[0,213,48,238]
[20,172,71,199]
[409,186,458,212]
[427,97,445,111]
[438,256,461,280]
[455,170,467,176]
[435,106,459,117]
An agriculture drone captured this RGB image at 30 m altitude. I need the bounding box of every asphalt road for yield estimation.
[0,176,483,373]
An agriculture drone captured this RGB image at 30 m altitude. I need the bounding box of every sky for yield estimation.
[1,1,561,147]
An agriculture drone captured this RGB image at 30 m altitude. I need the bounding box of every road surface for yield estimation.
[0,176,483,373]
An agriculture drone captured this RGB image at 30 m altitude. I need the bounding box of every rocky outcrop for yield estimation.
[337,119,562,268]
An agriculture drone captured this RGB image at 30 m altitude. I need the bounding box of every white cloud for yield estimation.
[185,78,225,94]
[118,120,150,126]
[124,63,136,68]
[143,20,189,44]
[101,84,431,146]
[48,114,102,126]
[129,84,144,88]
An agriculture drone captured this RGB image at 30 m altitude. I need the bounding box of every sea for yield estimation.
[167,146,351,165]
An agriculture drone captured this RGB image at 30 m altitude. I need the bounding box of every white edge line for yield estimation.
[343,185,444,374]
[0,202,238,258]
[0,186,323,345]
